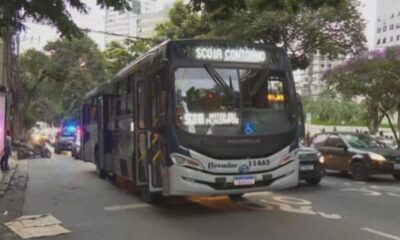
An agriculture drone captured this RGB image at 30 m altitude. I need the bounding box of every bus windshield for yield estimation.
[174,67,292,136]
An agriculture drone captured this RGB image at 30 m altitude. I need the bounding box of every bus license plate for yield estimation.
[394,164,400,170]
[300,164,314,171]
[233,176,255,186]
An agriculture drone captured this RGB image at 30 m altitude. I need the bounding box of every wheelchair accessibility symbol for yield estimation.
[244,122,256,135]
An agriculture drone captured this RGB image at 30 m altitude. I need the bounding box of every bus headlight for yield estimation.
[368,152,386,162]
[170,153,204,170]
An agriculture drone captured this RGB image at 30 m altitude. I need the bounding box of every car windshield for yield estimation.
[174,67,292,136]
[341,133,382,148]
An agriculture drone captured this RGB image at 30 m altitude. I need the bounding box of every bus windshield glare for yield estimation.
[174,66,292,136]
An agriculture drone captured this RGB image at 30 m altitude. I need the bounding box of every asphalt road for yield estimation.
[1,154,400,240]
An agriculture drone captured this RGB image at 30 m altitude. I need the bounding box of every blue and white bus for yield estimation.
[81,40,300,202]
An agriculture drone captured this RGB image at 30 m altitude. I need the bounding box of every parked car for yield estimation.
[296,147,325,185]
[310,132,400,181]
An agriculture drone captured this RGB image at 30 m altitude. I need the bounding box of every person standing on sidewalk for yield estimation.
[0,131,12,171]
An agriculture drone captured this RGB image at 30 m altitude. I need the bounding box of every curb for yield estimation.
[0,157,17,198]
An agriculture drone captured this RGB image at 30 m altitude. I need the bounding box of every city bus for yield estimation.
[80,40,300,202]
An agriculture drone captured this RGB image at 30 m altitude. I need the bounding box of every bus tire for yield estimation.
[95,147,107,179]
[229,193,244,200]
[142,186,164,204]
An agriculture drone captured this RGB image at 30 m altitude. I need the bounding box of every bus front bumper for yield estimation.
[166,160,299,196]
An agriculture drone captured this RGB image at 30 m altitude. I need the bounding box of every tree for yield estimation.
[44,36,107,120]
[13,49,51,137]
[201,0,366,69]
[325,47,400,147]
[154,1,210,40]
[103,39,152,76]
[155,0,365,70]
[14,35,107,136]
[0,0,130,38]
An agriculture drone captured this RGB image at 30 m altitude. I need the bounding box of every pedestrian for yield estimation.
[0,130,12,171]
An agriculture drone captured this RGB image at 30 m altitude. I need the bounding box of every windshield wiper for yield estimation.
[204,64,236,99]
[249,67,270,97]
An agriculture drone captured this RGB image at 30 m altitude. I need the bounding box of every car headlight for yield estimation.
[368,152,386,162]
[170,153,204,170]
[318,155,325,164]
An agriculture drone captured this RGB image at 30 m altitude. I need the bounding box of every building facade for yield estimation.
[374,0,400,48]
[294,55,345,96]
[104,0,172,45]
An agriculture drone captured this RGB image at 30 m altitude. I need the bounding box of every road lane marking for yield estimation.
[321,180,335,184]
[103,203,151,212]
[361,228,400,240]
[244,191,272,197]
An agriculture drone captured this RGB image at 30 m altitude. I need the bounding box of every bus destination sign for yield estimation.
[194,46,267,63]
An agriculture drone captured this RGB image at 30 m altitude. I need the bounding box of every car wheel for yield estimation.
[229,193,245,200]
[393,174,400,181]
[351,162,369,181]
[340,170,348,176]
[55,149,61,154]
[306,178,322,186]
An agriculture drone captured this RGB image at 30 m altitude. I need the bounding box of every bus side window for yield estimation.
[137,81,145,129]
[151,78,160,128]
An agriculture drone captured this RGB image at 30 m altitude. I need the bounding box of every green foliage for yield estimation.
[305,97,366,125]
[44,36,107,119]
[203,0,366,69]
[14,49,51,130]
[16,36,106,132]
[154,1,210,40]
[103,39,152,76]
[155,0,365,70]
[0,0,130,37]
[325,46,400,136]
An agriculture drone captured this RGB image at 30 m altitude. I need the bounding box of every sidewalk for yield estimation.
[0,153,17,198]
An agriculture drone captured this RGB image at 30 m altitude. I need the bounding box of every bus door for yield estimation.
[81,103,92,162]
[134,80,148,186]
[97,95,113,172]
[134,76,165,191]
[147,76,165,191]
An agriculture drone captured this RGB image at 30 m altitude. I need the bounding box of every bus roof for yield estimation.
[84,39,289,98]
[84,81,112,100]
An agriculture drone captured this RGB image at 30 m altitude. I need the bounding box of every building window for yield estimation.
[391,13,395,18]
[383,26,387,32]
[377,27,381,33]
[391,36,394,42]
[382,37,387,44]
[397,35,400,41]
[396,23,400,29]
[377,39,381,45]
[390,24,394,30]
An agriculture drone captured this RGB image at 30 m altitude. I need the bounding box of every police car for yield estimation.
[54,119,80,157]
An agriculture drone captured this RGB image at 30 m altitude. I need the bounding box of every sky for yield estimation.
[20,0,378,53]
[20,0,106,52]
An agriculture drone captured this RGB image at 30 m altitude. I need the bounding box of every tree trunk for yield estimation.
[384,112,400,149]
[367,106,384,135]
[397,104,400,132]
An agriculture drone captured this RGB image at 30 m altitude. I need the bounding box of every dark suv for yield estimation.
[310,132,400,181]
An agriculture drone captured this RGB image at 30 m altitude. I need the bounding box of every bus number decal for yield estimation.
[248,159,270,167]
